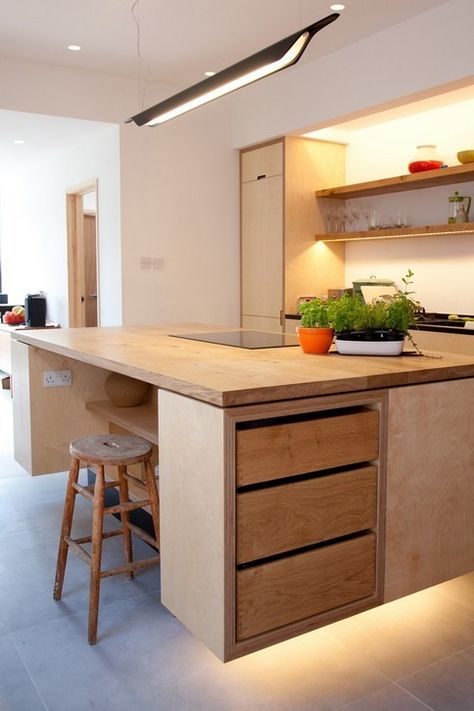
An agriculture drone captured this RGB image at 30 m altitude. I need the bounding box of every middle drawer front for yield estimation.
[237,532,376,640]
[237,465,377,564]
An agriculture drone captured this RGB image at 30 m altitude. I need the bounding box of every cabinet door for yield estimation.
[241,142,283,183]
[241,175,283,319]
[241,315,282,333]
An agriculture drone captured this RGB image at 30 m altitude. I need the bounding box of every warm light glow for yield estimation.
[147,32,310,125]
[204,71,216,77]
[68,44,81,51]
[330,4,345,10]
[322,227,474,242]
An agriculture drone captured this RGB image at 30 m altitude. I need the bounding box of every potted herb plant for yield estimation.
[297,297,334,354]
[327,270,419,356]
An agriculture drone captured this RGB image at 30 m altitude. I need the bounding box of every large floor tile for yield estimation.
[12,599,389,711]
[0,634,47,710]
[324,584,474,681]
[0,499,160,635]
[399,645,474,711]
[336,683,432,710]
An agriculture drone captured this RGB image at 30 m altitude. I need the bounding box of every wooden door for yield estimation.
[241,175,283,327]
[67,181,99,327]
[83,213,98,327]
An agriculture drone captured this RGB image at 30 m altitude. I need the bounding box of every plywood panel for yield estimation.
[241,175,283,318]
[159,389,228,660]
[12,343,111,474]
[236,409,379,486]
[241,141,283,182]
[284,137,346,309]
[237,533,376,639]
[237,465,377,563]
[409,329,474,356]
[240,315,282,332]
[385,378,474,601]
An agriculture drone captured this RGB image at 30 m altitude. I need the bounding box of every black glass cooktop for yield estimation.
[171,330,300,349]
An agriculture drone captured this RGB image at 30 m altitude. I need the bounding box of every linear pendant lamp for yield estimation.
[127,12,340,127]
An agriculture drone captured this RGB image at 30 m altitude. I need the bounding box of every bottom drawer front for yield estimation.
[237,533,376,640]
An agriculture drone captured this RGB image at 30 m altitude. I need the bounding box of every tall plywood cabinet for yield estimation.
[240,137,346,332]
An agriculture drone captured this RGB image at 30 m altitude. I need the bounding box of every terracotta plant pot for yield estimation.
[104,372,151,407]
[297,327,334,354]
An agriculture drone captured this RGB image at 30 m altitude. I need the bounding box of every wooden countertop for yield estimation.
[12,324,474,407]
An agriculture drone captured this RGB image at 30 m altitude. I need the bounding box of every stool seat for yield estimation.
[54,432,160,644]
[70,433,152,466]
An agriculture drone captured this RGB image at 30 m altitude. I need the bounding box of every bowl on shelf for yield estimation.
[457,150,474,164]
[408,160,444,173]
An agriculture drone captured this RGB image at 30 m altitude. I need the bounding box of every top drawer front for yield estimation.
[236,409,379,487]
[241,143,283,183]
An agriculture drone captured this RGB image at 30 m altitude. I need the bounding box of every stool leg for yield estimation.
[144,459,160,549]
[53,457,80,600]
[118,465,134,580]
[89,464,105,645]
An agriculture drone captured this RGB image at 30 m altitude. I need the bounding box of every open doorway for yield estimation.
[67,180,99,327]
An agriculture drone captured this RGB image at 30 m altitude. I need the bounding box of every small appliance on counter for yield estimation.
[352,276,396,303]
[25,293,47,327]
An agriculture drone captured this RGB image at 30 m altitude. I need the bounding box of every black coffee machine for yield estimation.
[25,293,47,327]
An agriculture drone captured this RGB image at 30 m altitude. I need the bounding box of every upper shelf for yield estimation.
[315,163,474,200]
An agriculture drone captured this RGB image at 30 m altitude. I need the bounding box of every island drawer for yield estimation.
[237,532,376,640]
[236,465,377,564]
[236,409,379,486]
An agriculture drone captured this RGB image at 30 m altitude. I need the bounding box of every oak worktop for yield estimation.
[12,324,474,407]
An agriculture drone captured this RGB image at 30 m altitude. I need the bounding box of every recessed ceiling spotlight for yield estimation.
[13,139,25,144]
[330,4,345,10]
[204,71,216,77]
[67,44,81,51]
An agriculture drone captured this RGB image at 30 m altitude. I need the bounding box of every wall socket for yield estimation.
[43,370,73,388]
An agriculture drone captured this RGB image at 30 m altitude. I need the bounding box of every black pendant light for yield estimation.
[127,12,340,127]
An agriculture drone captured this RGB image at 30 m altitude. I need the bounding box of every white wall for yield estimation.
[120,102,240,326]
[0,122,121,326]
[340,97,474,313]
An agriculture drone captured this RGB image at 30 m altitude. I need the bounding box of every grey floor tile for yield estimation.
[337,683,432,710]
[0,634,46,710]
[0,489,160,635]
[11,596,390,711]
[324,583,474,681]
[399,645,474,711]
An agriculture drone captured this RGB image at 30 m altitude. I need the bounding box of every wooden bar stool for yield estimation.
[53,433,160,644]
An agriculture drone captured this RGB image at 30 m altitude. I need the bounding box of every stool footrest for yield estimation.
[65,536,92,564]
[105,499,150,515]
[127,521,159,549]
[100,556,160,579]
[73,530,123,545]
[73,480,120,502]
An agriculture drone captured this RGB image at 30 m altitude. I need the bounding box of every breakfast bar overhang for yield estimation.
[10,325,474,661]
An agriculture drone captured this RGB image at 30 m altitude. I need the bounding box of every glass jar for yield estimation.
[408,145,444,173]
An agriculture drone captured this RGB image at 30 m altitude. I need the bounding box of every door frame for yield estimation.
[66,179,99,327]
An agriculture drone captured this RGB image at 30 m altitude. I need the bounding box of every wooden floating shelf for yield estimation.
[86,399,158,445]
[315,163,474,200]
[316,222,474,243]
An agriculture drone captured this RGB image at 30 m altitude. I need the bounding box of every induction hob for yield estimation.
[171,330,300,349]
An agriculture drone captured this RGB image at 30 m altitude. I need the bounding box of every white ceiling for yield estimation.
[0,0,452,174]
[0,0,450,88]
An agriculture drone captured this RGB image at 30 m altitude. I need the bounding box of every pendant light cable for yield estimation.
[131,0,144,110]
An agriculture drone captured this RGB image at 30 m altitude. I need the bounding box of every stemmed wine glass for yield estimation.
[361,203,371,231]
[349,202,361,232]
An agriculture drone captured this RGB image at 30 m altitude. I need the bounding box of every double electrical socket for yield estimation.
[43,370,73,388]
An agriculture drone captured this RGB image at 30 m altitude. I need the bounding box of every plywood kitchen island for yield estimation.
[10,325,474,661]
